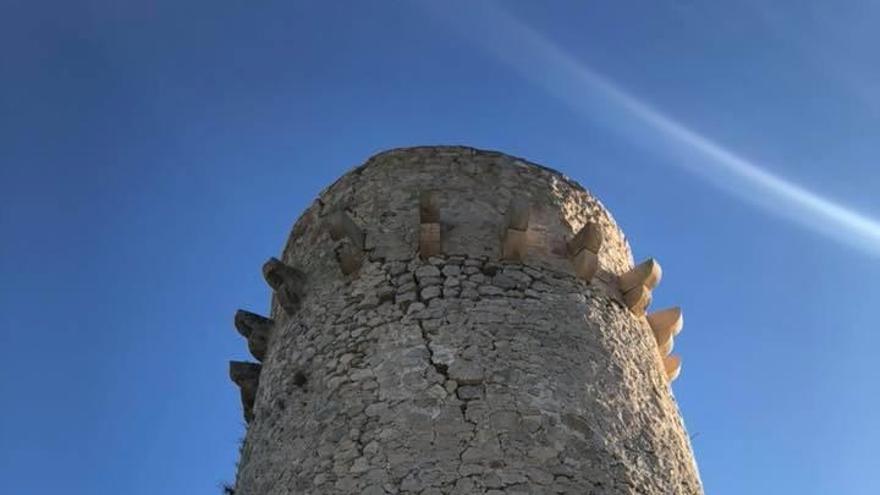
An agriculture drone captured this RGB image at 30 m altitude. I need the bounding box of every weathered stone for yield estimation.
[326,209,365,250]
[420,285,441,300]
[623,284,652,315]
[234,310,273,361]
[502,228,528,261]
[335,242,363,275]
[456,384,483,400]
[507,196,532,231]
[648,307,683,352]
[478,285,504,297]
[261,257,306,315]
[230,147,701,495]
[441,264,461,277]
[571,248,599,282]
[415,264,441,279]
[449,360,483,385]
[492,273,517,290]
[418,222,440,260]
[568,221,603,255]
[619,258,662,292]
[664,355,682,382]
[229,361,261,423]
[419,190,440,223]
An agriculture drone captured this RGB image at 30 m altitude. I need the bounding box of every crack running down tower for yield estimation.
[229,146,702,494]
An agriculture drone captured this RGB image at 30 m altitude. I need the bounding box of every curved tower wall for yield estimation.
[229,146,701,494]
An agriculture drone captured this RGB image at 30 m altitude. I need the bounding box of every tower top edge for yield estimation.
[346,144,590,195]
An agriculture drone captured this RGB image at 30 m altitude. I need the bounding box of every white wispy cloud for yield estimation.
[424,1,880,256]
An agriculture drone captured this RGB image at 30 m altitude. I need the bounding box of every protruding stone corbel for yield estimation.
[647,307,683,355]
[502,197,530,261]
[568,222,603,282]
[568,222,603,256]
[335,243,363,275]
[419,191,441,259]
[664,355,682,382]
[623,284,652,315]
[327,210,365,249]
[230,361,262,423]
[327,210,366,275]
[619,258,661,315]
[262,257,306,315]
[619,258,662,293]
[234,310,273,362]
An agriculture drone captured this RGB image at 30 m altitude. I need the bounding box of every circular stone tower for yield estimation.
[228,146,702,494]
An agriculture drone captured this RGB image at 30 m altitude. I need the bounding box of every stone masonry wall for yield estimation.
[230,146,702,494]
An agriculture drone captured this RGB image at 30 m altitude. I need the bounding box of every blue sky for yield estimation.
[2,1,879,493]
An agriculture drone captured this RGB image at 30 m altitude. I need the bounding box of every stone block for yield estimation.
[664,355,682,382]
[567,222,603,255]
[326,210,365,250]
[571,248,599,282]
[502,228,528,261]
[230,361,261,423]
[619,258,662,293]
[234,310,273,361]
[335,242,363,275]
[623,284,652,315]
[507,197,531,231]
[262,257,306,315]
[420,222,441,259]
[419,190,440,223]
[647,306,683,353]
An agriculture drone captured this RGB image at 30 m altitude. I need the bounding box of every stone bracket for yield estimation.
[619,258,661,315]
[568,222,603,282]
[567,222,603,257]
[647,306,683,357]
[571,249,599,282]
[502,228,528,261]
[502,197,531,261]
[230,361,262,423]
[327,210,366,275]
[326,210,365,250]
[419,191,441,259]
[623,284,652,315]
[262,257,306,315]
[664,355,682,382]
[234,310,274,362]
[335,242,364,275]
[619,258,662,293]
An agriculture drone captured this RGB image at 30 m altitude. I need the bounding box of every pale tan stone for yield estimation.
[336,243,363,275]
[419,222,441,259]
[619,258,662,292]
[229,361,261,423]
[326,210,364,249]
[664,355,682,382]
[659,336,674,356]
[571,248,599,281]
[419,191,440,223]
[502,228,528,261]
[648,307,683,352]
[507,197,531,231]
[568,222,603,255]
[623,284,652,315]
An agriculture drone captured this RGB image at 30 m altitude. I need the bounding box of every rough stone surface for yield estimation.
[232,146,702,494]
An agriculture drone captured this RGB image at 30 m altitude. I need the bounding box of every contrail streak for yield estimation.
[424,1,880,256]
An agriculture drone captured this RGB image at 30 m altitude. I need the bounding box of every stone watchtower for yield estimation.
[228,147,701,494]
